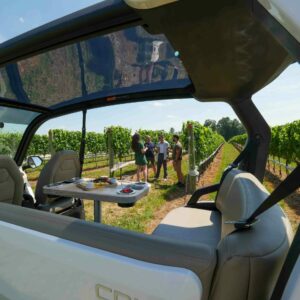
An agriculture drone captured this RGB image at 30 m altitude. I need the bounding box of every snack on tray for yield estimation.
[108,178,118,185]
[94,182,107,188]
[76,180,95,191]
[94,176,109,183]
[93,177,118,187]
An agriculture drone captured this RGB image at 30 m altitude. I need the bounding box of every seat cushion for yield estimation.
[38,197,75,213]
[153,206,221,300]
[153,207,221,247]
[0,155,24,205]
[35,150,80,205]
[210,169,293,300]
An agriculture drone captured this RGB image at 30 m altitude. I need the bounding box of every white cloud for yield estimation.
[19,17,25,23]
[152,101,164,107]
[167,114,176,119]
[151,100,174,107]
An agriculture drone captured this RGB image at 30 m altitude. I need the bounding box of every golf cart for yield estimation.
[0,0,299,299]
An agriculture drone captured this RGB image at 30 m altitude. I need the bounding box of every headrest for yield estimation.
[216,169,269,237]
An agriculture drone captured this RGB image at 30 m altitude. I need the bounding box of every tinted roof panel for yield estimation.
[0,26,190,108]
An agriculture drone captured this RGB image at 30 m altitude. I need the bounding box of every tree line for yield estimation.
[204,117,245,141]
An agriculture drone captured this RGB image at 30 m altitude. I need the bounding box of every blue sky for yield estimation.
[0,0,101,43]
[0,0,299,134]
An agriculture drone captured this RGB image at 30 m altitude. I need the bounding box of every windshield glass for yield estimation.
[0,0,102,43]
[0,106,39,157]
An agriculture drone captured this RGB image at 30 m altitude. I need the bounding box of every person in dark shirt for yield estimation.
[144,135,157,178]
[172,134,184,187]
[132,133,148,182]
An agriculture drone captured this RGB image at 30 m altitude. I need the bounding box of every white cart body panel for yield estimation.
[259,0,300,42]
[0,220,202,300]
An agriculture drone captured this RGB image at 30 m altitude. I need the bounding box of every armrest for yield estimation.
[187,183,220,207]
[187,201,218,211]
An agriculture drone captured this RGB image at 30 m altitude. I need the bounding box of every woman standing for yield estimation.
[132,133,148,182]
[144,135,157,178]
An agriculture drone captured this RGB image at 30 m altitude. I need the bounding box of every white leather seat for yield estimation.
[0,155,23,205]
[153,207,221,247]
[153,169,293,300]
[35,150,80,205]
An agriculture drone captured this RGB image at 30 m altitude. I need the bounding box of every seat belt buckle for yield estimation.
[225,218,259,230]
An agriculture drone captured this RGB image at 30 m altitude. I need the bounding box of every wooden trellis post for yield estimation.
[187,123,198,193]
[48,130,55,157]
[107,128,114,177]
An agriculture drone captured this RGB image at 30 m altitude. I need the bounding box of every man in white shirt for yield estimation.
[155,135,169,180]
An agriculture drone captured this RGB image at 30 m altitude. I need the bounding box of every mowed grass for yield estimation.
[212,143,239,184]
[209,143,239,199]
[83,157,189,232]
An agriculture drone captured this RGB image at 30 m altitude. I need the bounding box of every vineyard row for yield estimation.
[229,120,300,165]
[0,122,224,166]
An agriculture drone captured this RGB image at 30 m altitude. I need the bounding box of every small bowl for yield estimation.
[131,184,144,190]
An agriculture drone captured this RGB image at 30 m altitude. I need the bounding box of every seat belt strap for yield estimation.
[270,225,300,300]
[229,165,300,230]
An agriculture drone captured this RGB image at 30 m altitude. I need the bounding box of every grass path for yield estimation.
[211,143,239,183]
[207,143,239,199]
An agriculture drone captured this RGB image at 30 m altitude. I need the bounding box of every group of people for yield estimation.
[131,133,184,187]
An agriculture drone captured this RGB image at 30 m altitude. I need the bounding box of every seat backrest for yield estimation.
[210,169,293,300]
[35,150,80,205]
[0,155,24,205]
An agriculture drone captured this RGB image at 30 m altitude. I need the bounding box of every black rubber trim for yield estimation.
[5,64,30,103]
[187,201,218,211]
[187,183,220,207]
[0,98,50,113]
[231,98,270,181]
[271,225,300,300]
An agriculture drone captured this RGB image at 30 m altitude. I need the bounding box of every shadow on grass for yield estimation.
[154,183,186,201]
